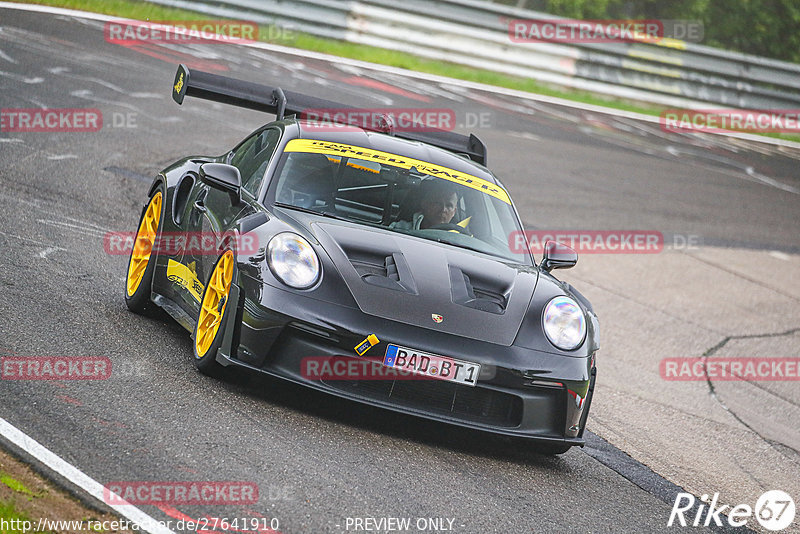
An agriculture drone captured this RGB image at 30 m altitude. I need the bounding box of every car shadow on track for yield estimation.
[203,365,574,469]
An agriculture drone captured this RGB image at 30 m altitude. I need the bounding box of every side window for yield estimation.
[230,128,281,197]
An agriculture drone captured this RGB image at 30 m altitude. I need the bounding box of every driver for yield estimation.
[392,180,463,230]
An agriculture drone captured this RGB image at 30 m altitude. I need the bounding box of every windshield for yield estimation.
[269,139,531,265]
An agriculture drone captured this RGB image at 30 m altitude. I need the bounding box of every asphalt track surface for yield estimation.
[1,6,799,534]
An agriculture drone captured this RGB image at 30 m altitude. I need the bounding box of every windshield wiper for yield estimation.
[274,202,348,221]
[432,238,491,256]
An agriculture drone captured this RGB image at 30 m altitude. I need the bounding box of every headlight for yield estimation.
[267,233,320,289]
[543,296,586,350]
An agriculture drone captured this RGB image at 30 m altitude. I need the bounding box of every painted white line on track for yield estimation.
[0,417,175,534]
[2,1,800,150]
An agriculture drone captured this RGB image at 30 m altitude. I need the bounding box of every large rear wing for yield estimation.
[171,64,487,165]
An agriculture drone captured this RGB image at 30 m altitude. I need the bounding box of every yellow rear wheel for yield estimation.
[195,250,234,360]
[126,191,162,297]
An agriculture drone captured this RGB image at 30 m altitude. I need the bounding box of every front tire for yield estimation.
[192,249,235,376]
[125,188,164,314]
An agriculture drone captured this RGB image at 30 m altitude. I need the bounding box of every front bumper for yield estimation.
[216,273,596,446]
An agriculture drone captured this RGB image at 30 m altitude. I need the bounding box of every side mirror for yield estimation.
[199,163,242,204]
[541,240,577,272]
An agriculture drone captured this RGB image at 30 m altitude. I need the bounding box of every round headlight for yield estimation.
[543,296,586,351]
[267,233,320,289]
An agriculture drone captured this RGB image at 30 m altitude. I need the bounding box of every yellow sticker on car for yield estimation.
[285,139,511,204]
[167,259,204,301]
[173,72,184,94]
[354,334,380,356]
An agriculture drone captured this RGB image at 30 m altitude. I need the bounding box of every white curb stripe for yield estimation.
[0,417,175,534]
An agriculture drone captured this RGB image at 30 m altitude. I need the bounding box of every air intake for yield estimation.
[349,252,417,294]
[449,267,508,314]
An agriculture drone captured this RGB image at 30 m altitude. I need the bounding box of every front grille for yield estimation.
[322,366,523,428]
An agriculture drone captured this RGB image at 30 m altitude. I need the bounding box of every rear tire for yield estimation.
[192,250,235,377]
[124,187,164,314]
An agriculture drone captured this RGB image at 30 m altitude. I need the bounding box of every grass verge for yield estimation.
[0,447,133,534]
[0,499,36,534]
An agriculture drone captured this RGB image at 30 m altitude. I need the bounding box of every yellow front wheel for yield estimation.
[193,250,234,375]
[125,189,163,313]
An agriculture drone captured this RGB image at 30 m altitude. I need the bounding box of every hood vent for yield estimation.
[313,222,536,345]
[349,251,417,295]
[450,266,508,314]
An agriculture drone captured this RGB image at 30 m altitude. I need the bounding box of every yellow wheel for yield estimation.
[193,250,235,374]
[125,189,163,313]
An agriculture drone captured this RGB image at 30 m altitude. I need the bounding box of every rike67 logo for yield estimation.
[669,490,795,531]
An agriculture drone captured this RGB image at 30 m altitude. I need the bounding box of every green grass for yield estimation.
[0,500,55,534]
[0,474,33,497]
[12,0,800,143]
[0,500,32,534]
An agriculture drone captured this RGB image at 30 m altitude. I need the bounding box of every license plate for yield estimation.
[383,344,481,387]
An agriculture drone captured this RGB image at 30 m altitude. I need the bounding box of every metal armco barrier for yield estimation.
[147,0,800,109]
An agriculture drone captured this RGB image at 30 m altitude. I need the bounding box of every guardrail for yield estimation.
[146,0,800,109]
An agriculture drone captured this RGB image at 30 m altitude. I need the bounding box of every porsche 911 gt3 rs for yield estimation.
[124,64,599,454]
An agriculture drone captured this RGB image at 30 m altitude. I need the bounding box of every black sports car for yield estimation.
[124,65,598,453]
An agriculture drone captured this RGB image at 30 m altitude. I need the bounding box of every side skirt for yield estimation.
[151,292,196,333]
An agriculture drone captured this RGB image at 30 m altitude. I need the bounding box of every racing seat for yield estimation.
[395,185,421,224]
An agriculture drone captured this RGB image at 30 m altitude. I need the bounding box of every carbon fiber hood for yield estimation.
[313,221,538,346]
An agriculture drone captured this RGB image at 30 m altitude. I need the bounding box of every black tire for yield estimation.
[192,250,236,377]
[124,185,165,314]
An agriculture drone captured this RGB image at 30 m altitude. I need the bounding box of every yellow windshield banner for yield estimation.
[284,139,511,204]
